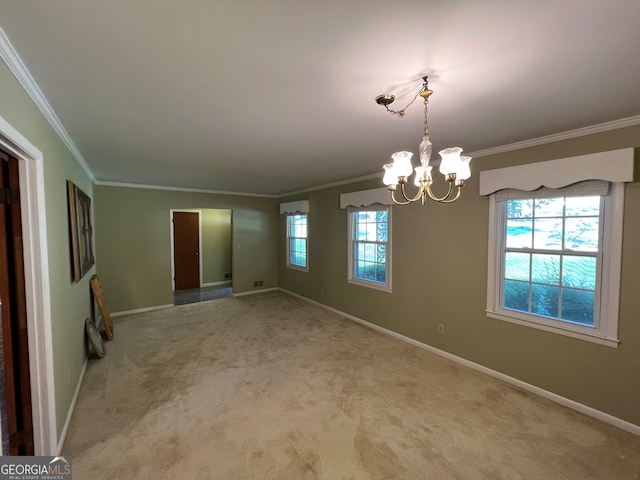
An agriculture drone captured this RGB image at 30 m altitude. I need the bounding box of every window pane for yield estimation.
[355,243,364,261]
[506,219,532,248]
[507,199,532,219]
[533,218,563,249]
[531,284,559,317]
[561,288,595,326]
[377,223,388,241]
[376,211,388,223]
[531,254,560,285]
[364,243,375,261]
[565,196,600,217]
[375,264,386,283]
[505,252,530,281]
[535,197,564,217]
[504,280,529,312]
[355,261,365,279]
[564,217,599,251]
[562,256,596,289]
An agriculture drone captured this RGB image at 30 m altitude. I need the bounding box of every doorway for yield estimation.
[171,209,233,305]
[0,151,34,455]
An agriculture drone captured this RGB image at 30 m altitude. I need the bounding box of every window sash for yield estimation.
[348,206,391,291]
[487,182,623,347]
[286,214,308,270]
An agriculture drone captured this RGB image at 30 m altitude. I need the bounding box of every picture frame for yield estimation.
[67,180,95,282]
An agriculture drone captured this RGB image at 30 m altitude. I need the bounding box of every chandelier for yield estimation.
[376,76,471,205]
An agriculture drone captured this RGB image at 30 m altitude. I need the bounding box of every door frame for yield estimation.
[170,209,203,291]
[0,115,56,454]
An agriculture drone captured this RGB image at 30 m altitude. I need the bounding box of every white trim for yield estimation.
[233,287,278,297]
[0,27,94,182]
[201,281,232,288]
[468,116,640,159]
[278,288,640,437]
[279,200,309,214]
[340,187,392,209]
[0,114,57,454]
[111,304,173,318]
[95,181,277,198]
[170,209,203,291]
[479,148,634,195]
[278,173,381,197]
[56,358,87,454]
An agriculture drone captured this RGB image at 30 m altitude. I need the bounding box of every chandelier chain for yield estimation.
[383,83,425,117]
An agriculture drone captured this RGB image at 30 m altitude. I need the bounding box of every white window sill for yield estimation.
[347,278,392,293]
[486,310,620,348]
[287,264,308,273]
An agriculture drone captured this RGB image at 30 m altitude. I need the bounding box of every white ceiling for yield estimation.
[1,0,640,195]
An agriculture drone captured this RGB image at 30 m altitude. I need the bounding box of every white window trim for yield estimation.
[347,205,392,293]
[286,213,309,272]
[486,182,624,348]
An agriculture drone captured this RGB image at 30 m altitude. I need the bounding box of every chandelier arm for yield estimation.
[389,189,412,206]
[399,182,425,203]
[424,180,456,202]
[439,185,464,203]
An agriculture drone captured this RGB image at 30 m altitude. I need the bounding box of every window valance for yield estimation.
[479,148,634,196]
[339,187,391,209]
[279,200,309,214]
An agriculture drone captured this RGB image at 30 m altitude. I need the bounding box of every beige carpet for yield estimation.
[63,291,640,479]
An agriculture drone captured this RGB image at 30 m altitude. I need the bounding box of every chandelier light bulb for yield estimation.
[391,151,414,178]
[457,156,472,181]
[383,163,399,186]
[413,165,432,186]
[438,147,463,176]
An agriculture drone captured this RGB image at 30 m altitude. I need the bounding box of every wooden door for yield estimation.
[0,151,33,455]
[173,211,200,290]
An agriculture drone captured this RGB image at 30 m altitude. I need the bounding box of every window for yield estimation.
[347,206,391,292]
[286,214,308,271]
[487,182,623,347]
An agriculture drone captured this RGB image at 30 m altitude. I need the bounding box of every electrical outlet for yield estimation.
[254,281,259,287]
[321,287,325,296]
[258,280,264,286]
[437,324,445,334]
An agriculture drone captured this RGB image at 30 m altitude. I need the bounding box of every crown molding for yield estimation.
[468,115,640,159]
[0,26,95,181]
[278,172,381,198]
[94,181,278,198]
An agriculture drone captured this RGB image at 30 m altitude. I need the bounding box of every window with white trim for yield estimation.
[347,206,391,292]
[286,213,308,271]
[487,181,623,347]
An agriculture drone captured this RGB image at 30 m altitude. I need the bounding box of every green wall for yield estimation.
[0,60,95,443]
[94,186,278,313]
[201,209,232,284]
[278,125,640,427]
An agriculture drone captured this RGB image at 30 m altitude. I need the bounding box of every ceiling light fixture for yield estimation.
[376,76,471,205]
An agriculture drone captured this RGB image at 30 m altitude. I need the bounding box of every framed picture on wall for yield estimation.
[67,180,95,282]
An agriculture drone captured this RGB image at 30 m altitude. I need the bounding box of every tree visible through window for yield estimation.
[502,195,601,326]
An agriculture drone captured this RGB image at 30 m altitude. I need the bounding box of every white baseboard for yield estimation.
[201,281,232,287]
[111,304,173,318]
[57,357,88,454]
[234,287,279,298]
[279,288,640,437]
